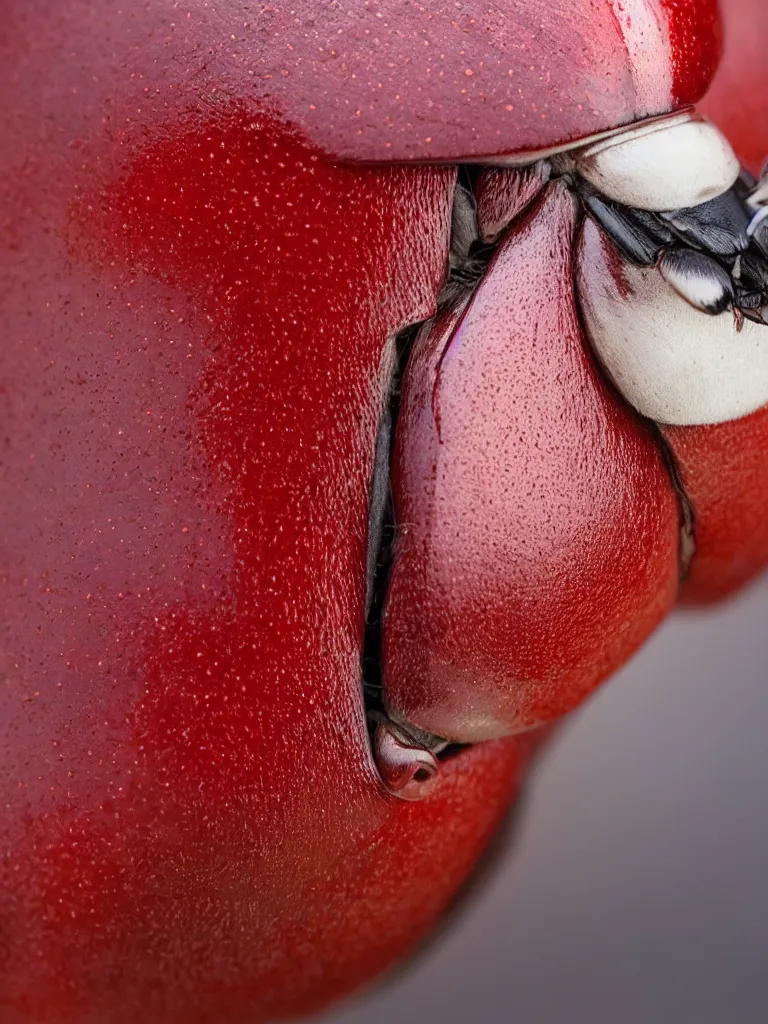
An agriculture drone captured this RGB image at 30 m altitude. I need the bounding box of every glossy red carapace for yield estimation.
[1,1,766,1022]
[382,184,680,741]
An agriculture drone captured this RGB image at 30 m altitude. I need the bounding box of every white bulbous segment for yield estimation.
[577,220,768,426]
[575,113,740,212]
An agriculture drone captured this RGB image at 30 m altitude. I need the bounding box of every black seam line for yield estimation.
[361,164,526,759]
[363,166,699,758]
[647,421,697,585]
[361,319,419,719]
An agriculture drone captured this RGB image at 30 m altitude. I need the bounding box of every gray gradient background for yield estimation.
[324,579,768,1024]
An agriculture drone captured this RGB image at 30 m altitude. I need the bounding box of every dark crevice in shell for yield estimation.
[439,167,497,309]
[362,316,465,783]
[363,149,758,784]
[362,320,418,719]
[647,423,697,585]
[361,172,513,785]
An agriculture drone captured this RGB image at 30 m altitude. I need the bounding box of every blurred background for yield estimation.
[324,579,768,1024]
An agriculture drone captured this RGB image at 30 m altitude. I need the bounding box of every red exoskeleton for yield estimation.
[1,0,766,1021]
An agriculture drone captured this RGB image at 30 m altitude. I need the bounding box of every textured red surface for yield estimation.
[475,166,549,243]
[659,0,723,106]
[0,0,750,1020]
[700,0,768,173]
[0,0,719,167]
[382,186,681,743]
[0,58,535,1024]
[667,0,768,604]
[664,410,768,605]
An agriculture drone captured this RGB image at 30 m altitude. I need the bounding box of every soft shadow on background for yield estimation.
[325,580,768,1024]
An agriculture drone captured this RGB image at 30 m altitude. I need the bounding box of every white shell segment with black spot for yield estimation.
[577,220,768,426]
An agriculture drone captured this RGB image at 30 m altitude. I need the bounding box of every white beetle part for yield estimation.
[575,113,740,212]
[576,219,768,426]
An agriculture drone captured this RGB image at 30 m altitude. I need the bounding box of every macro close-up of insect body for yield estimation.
[1,1,767,1022]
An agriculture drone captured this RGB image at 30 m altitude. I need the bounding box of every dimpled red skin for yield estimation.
[0,39,539,1024]
[0,0,720,167]
[662,414,768,605]
[475,165,551,243]
[0,0,727,1020]
[657,0,768,607]
[382,185,681,743]
[660,0,723,106]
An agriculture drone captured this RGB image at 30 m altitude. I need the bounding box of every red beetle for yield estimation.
[1,1,766,1021]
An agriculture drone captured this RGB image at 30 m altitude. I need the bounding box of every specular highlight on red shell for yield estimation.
[1,1,766,1021]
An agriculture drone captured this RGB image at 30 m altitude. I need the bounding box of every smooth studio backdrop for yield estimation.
[326,579,768,1024]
